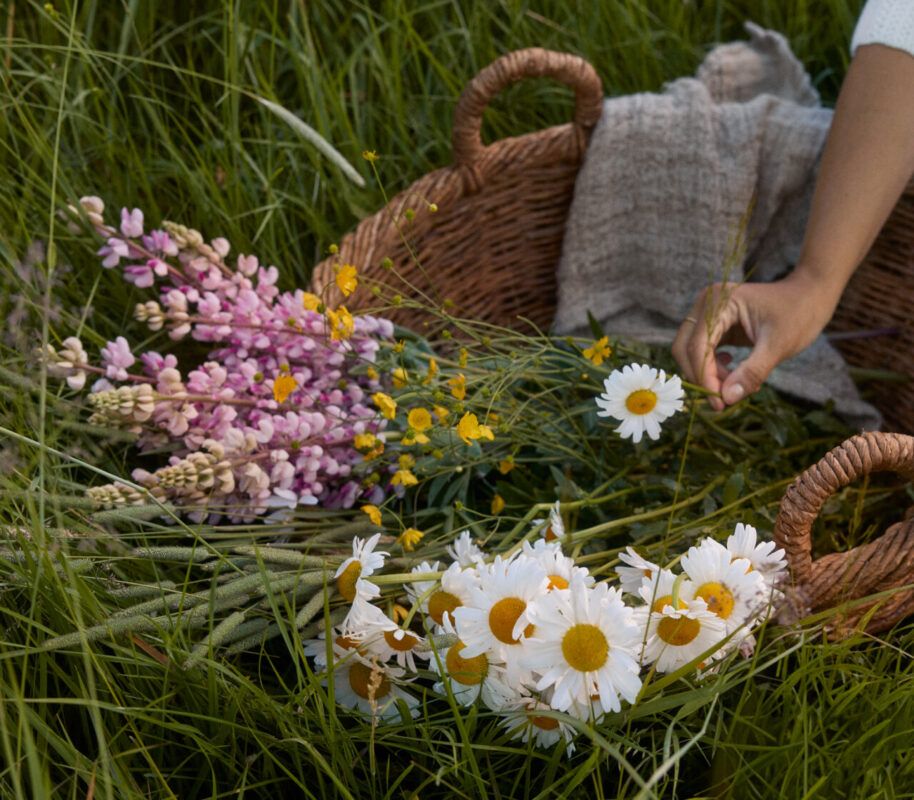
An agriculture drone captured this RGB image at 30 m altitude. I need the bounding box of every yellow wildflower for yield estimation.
[582,336,612,366]
[361,504,382,526]
[326,305,355,340]
[366,366,379,381]
[392,367,409,389]
[302,292,322,312]
[391,469,418,487]
[407,408,433,432]
[498,456,516,475]
[397,527,424,552]
[456,412,495,445]
[362,150,379,163]
[393,340,406,354]
[335,263,358,297]
[433,405,450,422]
[272,373,297,404]
[372,392,397,420]
[423,358,438,385]
[459,348,468,368]
[354,432,378,451]
[398,453,415,469]
[491,494,505,515]
[448,373,466,401]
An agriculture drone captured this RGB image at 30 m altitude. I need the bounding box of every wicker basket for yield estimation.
[312,47,914,433]
[775,431,914,638]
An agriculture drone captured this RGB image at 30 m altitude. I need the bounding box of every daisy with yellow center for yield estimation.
[335,263,358,297]
[521,539,593,592]
[446,530,485,569]
[452,556,548,683]
[615,546,660,595]
[595,363,684,443]
[680,539,766,635]
[331,652,419,721]
[303,625,362,670]
[456,412,494,445]
[429,617,517,711]
[343,597,428,672]
[521,582,642,715]
[725,523,787,587]
[582,336,612,366]
[498,697,577,756]
[406,560,478,628]
[334,533,387,603]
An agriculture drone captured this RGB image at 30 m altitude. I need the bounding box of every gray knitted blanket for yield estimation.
[554,22,881,430]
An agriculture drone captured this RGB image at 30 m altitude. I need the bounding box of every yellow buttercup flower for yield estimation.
[272,373,297,404]
[397,527,424,552]
[456,412,495,445]
[433,405,450,422]
[372,392,397,420]
[398,453,415,469]
[423,358,438,385]
[362,150,379,163]
[335,264,358,298]
[354,432,378,451]
[366,366,379,381]
[302,292,322,312]
[491,494,505,515]
[391,469,418,487]
[498,456,516,475]
[326,305,355,340]
[583,336,612,366]
[393,340,406,354]
[448,374,466,401]
[361,504,382,526]
[392,367,409,389]
[407,408,433,432]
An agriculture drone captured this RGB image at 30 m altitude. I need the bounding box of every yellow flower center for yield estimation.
[445,641,488,686]
[547,574,569,591]
[531,715,560,731]
[337,561,362,602]
[695,581,735,619]
[334,635,359,650]
[488,597,534,645]
[428,590,462,625]
[561,623,609,672]
[650,594,687,614]
[348,661,391,700]
[625,389,658,415]
[383,630,420,652]
[656,615,701,646]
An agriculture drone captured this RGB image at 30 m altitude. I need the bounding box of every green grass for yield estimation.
[8,1,914,798]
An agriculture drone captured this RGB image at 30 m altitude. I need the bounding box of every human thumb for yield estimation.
[721,348,778,405]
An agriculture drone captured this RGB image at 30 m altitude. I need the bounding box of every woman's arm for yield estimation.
[673,43,914,410]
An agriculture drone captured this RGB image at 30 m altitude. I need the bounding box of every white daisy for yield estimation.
[446,529,486,568]
[342,597,428,672]
[334,532,387,603]
[331,651,419,721]
[452,555,548,682]
[303,626,361,670]
[522,582,642,714]
[641,596,727,673]
[428,616,518,711]
[725,523,787,585]
[680,538,767,634]
[498,697,577,756]
[521,539,593,591]
[616,546,660,595]
[531,501,566,543]
[406,560,478,627]
[595,363,684,443]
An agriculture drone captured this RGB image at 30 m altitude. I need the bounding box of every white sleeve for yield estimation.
[852,0,914,58]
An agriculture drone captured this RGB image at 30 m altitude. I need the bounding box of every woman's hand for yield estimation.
[672,271,840,411]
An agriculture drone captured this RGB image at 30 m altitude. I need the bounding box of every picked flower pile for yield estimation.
[307,511,786,755]
[43,198,395,519]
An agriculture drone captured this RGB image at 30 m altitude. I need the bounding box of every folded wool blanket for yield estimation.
[554,22,881,430]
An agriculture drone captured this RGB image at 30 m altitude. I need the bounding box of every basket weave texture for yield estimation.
[312,47,914,433]
[774,431,914,638]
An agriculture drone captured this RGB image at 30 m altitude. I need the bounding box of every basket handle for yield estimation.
[774,432,914,586]
[452,48,603,167]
